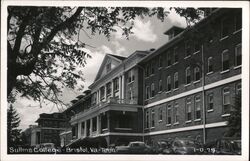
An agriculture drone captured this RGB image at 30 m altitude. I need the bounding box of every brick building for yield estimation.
[64,8,242,147]
[140,8,241,144]
[30,112,68,147]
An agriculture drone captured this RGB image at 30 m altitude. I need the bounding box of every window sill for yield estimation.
[127,81,134,85]
[220,36,229,41]
[233,29,242,35]
[193,51,200,55]
[220,69,230,74]
[193,80,201,84]
[207,109,214,113]
[158,120,163,123]
[184,55,191,59]
[194,119,201,122]
[158,67,163,70]
[234,65,241,69]
[207,71,214,75]
[166,124,171,127]
[166,91,171,94]
[221,114,231,117]
[185,120,192,124]
[158,91,162,94]
[173,88,179,91]
[173,62,178,65]
[150,127,155,130]
[150,74,155,77]
[184,83,191,87]
[173,122,179,126]
[166,66,171,69]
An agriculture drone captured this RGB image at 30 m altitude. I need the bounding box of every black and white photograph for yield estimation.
[1,1,249,161]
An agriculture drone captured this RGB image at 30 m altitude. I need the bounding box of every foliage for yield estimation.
[7,6,201,109]
[7,104,22,147]
[225,92,241,137]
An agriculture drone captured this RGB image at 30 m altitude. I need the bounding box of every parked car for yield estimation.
[205,137,241,155]
[168,138,202,155]
[151,140,173,154]
[116,141,153,154]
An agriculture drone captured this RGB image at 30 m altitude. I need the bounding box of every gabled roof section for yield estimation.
[94,54,126,81]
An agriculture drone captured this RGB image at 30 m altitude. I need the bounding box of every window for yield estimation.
[235,11,242,31]
[151,109,155,128]
[194,67,200,81]
[114,78,119,92]
[158,55,163,68]
[235,44,242,67]
[100,86,105,100]
[106,82,111,96]
[222,50,229,71]
[167,76,171,91]
[174,47,178,63]
[236,83,241,95]
[151,83,155,97]
[194,42,200,53]
[185,41,191,57]
[151,61,155,75]
[167,52,172,67]
[167,104,172,125]
[221,18,230,38]
[158,107,163,121]
[186,67,191,84]
[174,102,179,123]
[145,64,151,77]
[92,117,97,132]
[158,80,162,92]
[195,95,201,120]
[186,97,192,121]
[128,88,133,101]
[208,57,213,73]
[207,93,214,111]
[146,86,150,99]
[91,92,97,105]
[174,72,178,89]
[128,70,135,83]
[146,110,149,128]
[223,87,231,114]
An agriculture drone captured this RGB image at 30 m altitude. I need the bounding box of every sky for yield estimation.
[13,8,187,130]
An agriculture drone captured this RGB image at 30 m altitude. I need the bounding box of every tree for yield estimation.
[7,104,22,147]
[7,6,201,108]
[225,92,241,137]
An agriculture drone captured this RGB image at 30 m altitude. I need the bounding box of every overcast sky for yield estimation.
[14,8,187,130]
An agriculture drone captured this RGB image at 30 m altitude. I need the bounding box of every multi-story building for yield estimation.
[30,112,68,147]
[64,8,242,147]
[68,51,150,146]
[140,8,242,144]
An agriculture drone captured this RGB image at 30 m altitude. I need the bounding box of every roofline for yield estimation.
[138,8,223,64]
[89,50,149,89]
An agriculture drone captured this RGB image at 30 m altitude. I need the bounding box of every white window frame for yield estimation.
[167,75,171,92]
[194,67,200,82]
[151,83,155,98]
[221,49,229,72]
[207,93,214,112]
[222,87,231,115]
[158,107,163,122]
[158,79,162,92]
[151,109,155,128]
[235,44,242,67]
[174,102,179,124]
[186,97,192,122]
[208,57,213,74]
[195,95,201,120]
[186,67,191,85]
[174,72,178,89]
[166,104,172,126]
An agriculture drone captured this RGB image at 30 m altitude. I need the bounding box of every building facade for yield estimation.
[31,113,68,147]
[140,8,241,145]
[63,8,242,147]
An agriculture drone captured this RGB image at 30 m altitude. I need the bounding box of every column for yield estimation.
[84,121,87,137]
[119,76,122,99]
[90,118,93,136]
[111,80,114,97]
[121,74,125,100]
[97,115,100,134]
[77,122,81,139]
